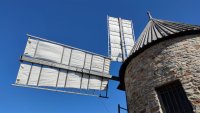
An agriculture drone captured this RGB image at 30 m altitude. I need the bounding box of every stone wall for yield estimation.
[125,34,200,113]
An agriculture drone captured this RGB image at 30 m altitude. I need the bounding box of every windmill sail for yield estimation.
[16,63,109,90]
[14,35,111,97]
[108,16,135,62]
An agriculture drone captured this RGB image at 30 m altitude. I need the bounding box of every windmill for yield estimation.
[12,16,135,111]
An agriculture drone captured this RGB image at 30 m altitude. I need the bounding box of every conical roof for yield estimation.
[118,13,200,90]
[131,12,200,53]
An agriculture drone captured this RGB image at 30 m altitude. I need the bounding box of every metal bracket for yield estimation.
[118,104,127,113]
[110,76,120,81]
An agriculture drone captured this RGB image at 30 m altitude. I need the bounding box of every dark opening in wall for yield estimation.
[155,80,194,113]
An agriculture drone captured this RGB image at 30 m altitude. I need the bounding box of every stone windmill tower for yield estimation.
[117,12,200,113]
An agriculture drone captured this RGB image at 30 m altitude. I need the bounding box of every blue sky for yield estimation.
[0,0,200,113]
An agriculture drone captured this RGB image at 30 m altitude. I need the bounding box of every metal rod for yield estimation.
[99,77,103,96]
[86,74,91,92]
[110,76,120,81]
[80,53,86,90]
[107,15,111,58]
[56,69,61,88]
[68,49,73,66]
[87,55,93,93]
[33,40,40,57]
[60,47,65,63]
[120,107,127,111]
[130,19,135,55]
[147,11,153,20]
[26,63,33,85]
[105,81,109,97]
[80,72,83,89]
[64,70,69,88]
[102,58,106,75]
[83,53,87,69]
[89,55,93,74]
[118,104,127,113]
[118,18,126,62]
[36,65,43,86]
[118,104,121,113]
[56,47,65,88]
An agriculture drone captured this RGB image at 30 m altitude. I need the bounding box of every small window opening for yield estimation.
[155,80,194,113]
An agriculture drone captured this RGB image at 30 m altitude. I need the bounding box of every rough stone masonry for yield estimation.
[125,34,200,113]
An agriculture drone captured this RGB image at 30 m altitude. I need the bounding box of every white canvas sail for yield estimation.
[16,62,109,90]
[108,16,135,62]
